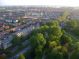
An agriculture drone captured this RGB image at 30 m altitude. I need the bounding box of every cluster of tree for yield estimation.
[64,20,79,36]
[58,11,69,22]
[18,54,25,59]
[28,20,79,59]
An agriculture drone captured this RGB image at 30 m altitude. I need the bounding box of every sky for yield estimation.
[0,0,79,7]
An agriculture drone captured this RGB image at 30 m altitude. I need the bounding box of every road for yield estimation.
[11,40,29,53]
[9,46,31,59]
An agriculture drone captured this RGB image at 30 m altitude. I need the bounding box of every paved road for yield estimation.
[9,46,31,59]
[11,40,29,53]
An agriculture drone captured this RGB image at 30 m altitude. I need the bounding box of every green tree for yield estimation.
[28,20,79,59]
[18,54,25,59]
[58,11,69,22]
[46,45,67,59]
[47,20,59,27]
[65,20,78,30]
[49,41,57,48]
[34,45,43,59]
[71,42,79,59]
[29,33,46,59]
[48,26,62,41]
[29,33,46,48]
[40,25,49,34]
[60,34,72,46]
